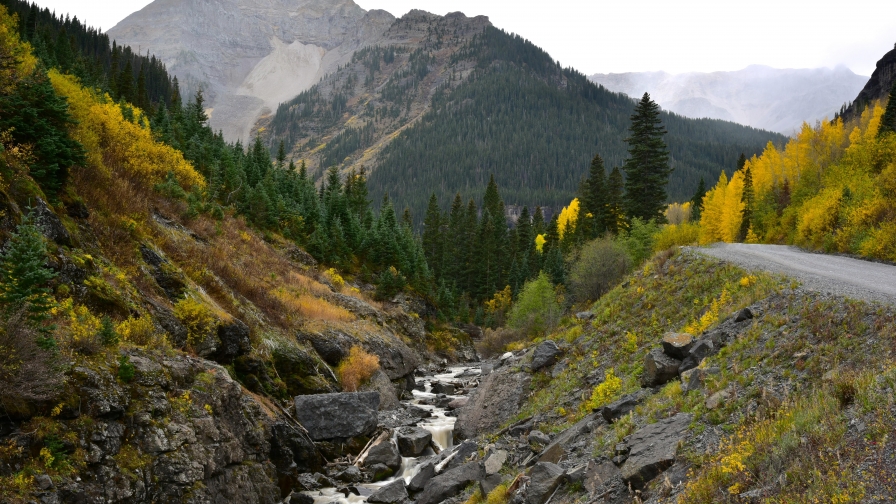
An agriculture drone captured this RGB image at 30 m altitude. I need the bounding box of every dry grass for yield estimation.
[271,288,354,323]
[336,346,380,392]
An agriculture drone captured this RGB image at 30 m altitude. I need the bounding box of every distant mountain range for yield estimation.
[109,0,785,219]
[589,66,868,134]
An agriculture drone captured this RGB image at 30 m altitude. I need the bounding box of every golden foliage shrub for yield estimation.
[557,198,580,240]
[336,346,380,392]
[653,221,701,251]
[271,287,354,323]
[173,297,216,347]
[47,71,204,190]
[117,314,167,348]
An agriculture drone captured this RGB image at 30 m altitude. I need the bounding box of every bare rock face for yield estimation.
[454,369,531,439]
[293,392,379,440]
[108,0,395,143]
[618,413,692,489]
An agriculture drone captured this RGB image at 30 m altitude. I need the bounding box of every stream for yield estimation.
[304,365,480,504]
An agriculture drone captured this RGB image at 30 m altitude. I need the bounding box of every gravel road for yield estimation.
[691,243,896,305]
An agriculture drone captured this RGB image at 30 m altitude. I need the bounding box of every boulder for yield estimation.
[484,450,507,475]
[705,390,730,410]
[447,397,469,409]
[416,462,484,504]
[575,311,595,321]
[661,333,694,359]
[431,382,455,395]
[619,413,692,489]
[439,440,478,471]
[213,318,251,363]
[641,349,681,387]
[335,465,362,483]
[306,331,348,366]
[32,197,71,246]
[367,463,394,482]
[530,340,561,371]
[367,479,408,504]
[527,430,551,447]
[361,369,401,411]
[526,462,566,504]
[583,459,621,495]
[734,308,754,323]
[396,427,432,457]
[479,474,504,497]
[455,370,531,439]
[600,392,645,423]
[365,438,402,470]
[407,461,435,492]
[140,245,186,300]
[679,339,715,373]
[293,392,379,440]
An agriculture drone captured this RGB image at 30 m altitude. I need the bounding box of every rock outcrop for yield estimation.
[455,369,531,439]
[618,413,692,489]
[293,392,380,440]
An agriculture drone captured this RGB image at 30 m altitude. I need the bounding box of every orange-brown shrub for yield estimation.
[336,346,380,392]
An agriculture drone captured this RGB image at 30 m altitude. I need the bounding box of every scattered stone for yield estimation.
[537,443,564,465]
[294,392,379,440]
[614,443,629,456]
[35,473,53,490]
[661,332,694,359]
[619,413,692,489]
[525,462,566,504]
[500,352,514,361]
[365,438,402,470]
[440,440,479,471]
[396,427,432,457]
[575,311,595,321]
[527,430,551,447]
[416,462,485,504]
[448,397,469,409]
[734,308,754,323]
[641,349,681,387]
[367,479,408,504]
[565,463,588,484]
[367,463,394,482]
[612,455,627,465]
[679,368,703,394]
[455,370,531,439]
[335,465,362,483]
[431,382,455,395]
[679,339,715,373]
[484,450,507,475]
[507,421,533,438]
[480,473,504,497]
[705,390,730,410]
[407,461,435,492]
[530,340,561,371]
[600,392,645,423]
[583,459,621,494]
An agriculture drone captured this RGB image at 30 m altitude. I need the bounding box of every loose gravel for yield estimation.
[688,243,896,305]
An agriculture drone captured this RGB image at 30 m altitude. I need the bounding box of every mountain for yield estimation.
[263,19,785,220]
[107,0,396,143]
[589,65,868,135]
[842,43,896,120]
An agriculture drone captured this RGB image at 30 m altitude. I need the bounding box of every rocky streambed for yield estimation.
[297,366,482,504]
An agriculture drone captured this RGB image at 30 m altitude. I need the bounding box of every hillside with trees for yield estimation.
[264,18,785,222]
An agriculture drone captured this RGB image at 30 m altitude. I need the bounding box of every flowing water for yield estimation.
[305,366,480,504]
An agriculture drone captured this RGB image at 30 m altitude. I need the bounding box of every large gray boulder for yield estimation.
[396,427,432,457]
[530,340,561,371]
[600,391,647,423]
[641,349,681,387]
[367,479,408,503]
[455,369,531,439]
[293,392,379,440]
[679,339,715,373]
[619,413,692,489]
[526,462,566,504]
[661,332,694,359]
[365,438,402,470]
[360,369,401,411]
[416,462,485,504]
[407,460,435,492]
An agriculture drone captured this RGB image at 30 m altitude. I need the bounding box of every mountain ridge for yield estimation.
[590,65,868,134]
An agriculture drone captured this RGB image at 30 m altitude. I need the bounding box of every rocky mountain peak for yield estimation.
[108,0,395,143]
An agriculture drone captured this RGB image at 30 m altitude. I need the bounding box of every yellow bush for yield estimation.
[323,268,345,290]
[173,297,216,347]
[653,221,701,251]
[557,198,580,240]
[336,346,380,392]
[684,288,730,335]
[116,314,164,347]
[583,368,622,411]
[47,70,204,190]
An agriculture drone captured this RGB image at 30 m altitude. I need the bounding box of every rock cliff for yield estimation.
[107,0,396,143]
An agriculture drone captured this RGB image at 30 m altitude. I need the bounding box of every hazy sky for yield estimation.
[31,0,896,76]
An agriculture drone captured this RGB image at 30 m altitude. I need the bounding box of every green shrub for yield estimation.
[117,354,135,383]
[507,272,561,337]
[568,237,632,303]
[618,218,660,265]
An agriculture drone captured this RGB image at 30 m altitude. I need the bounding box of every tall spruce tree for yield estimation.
[690,177,707,221]
[622,93,672,222]
[738,166,754,241]
[879,78,896,138]
[581,153,608,239]
[605,166,625,235]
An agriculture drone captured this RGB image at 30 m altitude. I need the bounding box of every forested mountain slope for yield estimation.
[265,18,785,221]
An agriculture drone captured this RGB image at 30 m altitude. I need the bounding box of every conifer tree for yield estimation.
[581,153,608,239]
[0,211,57,343]
[605,166,625,235]
[622,93,672,222]
[422,193,443,277]
[879,79,896,138]
[690,177,707,221]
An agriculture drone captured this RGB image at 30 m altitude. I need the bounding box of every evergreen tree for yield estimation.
[690,177,707,221]
[581,153,608,238]
[622,92,672,222]
[422,193,443,277]
[605,166,625,235]
[0,211,57,343]
[736,152,747,171]
[879,79,896,138]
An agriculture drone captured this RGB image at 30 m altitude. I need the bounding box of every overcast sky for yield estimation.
[31,0,896,76]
